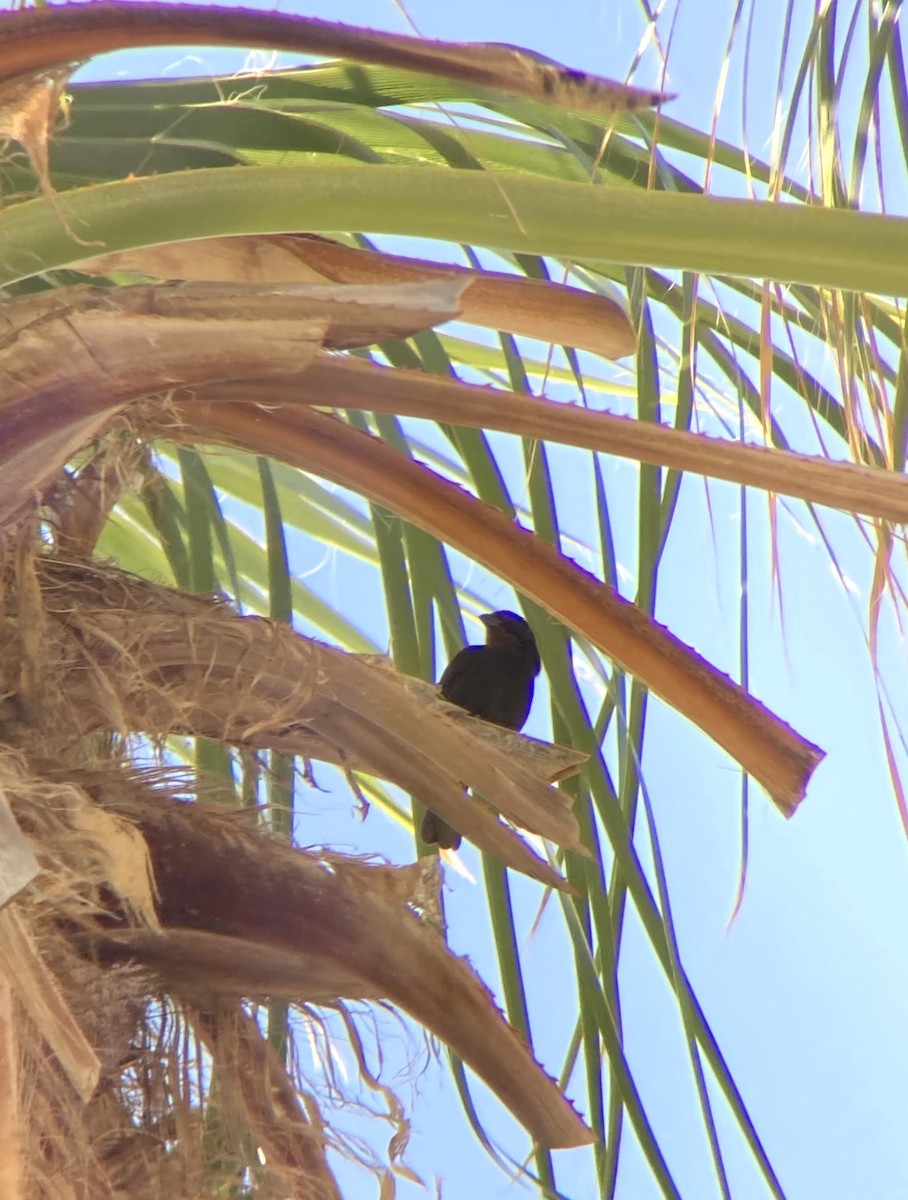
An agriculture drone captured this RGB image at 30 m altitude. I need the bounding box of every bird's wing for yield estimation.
[438,645,486,712]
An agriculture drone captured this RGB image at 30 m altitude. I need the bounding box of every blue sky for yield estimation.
[67,2,908,1197]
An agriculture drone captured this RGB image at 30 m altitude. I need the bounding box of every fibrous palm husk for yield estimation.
[0,546,592,1199]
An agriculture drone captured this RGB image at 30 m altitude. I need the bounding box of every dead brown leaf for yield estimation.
[80,233,637,360]
[0,278,464,527]
[0,5,669,115]
[95,781,593,1149]
[173,398,824,816]
[24,557,581,887]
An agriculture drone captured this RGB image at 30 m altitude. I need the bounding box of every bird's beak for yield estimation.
[479,613,496,629]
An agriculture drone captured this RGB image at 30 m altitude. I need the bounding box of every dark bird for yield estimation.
[421,610,541,851]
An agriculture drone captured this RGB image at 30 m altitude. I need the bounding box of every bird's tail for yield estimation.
[420,809,462,851]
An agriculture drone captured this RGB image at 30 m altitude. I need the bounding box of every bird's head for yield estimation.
[480,610,539,657]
